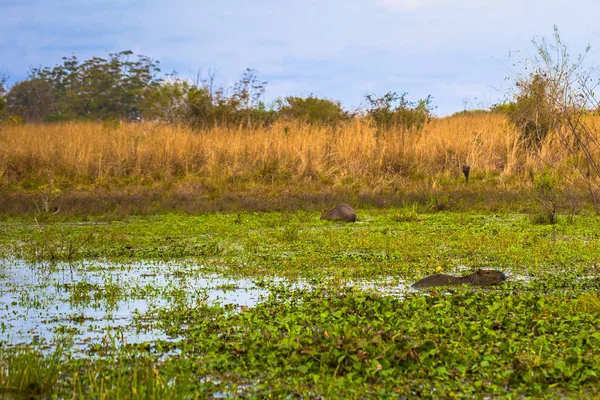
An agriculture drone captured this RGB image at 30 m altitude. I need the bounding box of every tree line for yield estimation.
[0,51,433,131]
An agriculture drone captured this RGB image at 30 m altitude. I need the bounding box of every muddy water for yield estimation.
[0,259,270,352]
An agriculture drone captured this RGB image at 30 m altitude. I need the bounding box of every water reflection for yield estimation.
[0,259,537,355]
[0,259,269,353]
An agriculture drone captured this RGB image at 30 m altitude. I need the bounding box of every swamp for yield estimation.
[1,210,600,398]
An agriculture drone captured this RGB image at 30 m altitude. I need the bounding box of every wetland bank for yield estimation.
[1,210,600,398]
[3,110,600,398]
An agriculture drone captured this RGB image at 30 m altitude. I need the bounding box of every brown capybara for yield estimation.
[411,269,506,289]
[320,204,357,222]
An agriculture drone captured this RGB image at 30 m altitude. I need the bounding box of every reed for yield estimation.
[0,114,596,193]
[0,345,62,398]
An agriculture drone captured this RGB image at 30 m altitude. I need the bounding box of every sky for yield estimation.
[1,0,599,115]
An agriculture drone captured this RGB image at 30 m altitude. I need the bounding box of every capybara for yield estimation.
[411,269,506,289]
[320,204,357,222]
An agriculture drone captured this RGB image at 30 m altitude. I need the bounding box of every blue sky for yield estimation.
[1,0,599,115]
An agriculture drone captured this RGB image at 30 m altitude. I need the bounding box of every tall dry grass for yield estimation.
[0,114,588,193]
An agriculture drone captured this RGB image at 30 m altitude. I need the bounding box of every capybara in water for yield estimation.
[411,269,506,289]
[320,204,357,222]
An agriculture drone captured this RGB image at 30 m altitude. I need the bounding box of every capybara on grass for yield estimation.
[320,204,357,222]
[411,269,506,289]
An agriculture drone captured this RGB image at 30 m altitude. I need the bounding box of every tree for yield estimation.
[6,77,57,121]
[231,68,266,111]
[229,69,270,126]
[513,26,600,212]
[142,78,206,124]
[6,51,162,122]
[142,70,274,128]
[507,74,557,149]
[0,72,7,119]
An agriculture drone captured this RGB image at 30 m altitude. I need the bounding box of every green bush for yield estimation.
[142,69,275,128]
[506,74,557,149]
[489,101,516,114]
[276,95,348,125]
[364,92,433,132]
[142,79,209,124]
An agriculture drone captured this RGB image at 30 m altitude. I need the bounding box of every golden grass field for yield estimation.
[0,114,545,186]
[0,114,597,215]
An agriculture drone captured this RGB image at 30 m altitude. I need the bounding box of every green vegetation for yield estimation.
[1,210,600,398]
[365,91,433,132]
[2,211,599,279]
[0,345,63,398]
[505,74,556,149]
[0,72,7,121]
[277,95,349,125]
[155,285,600,398]
[512,27,600,214]
[1,51,433,129]
[5,51,161,122]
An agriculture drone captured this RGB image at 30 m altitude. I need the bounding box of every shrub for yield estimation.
[489,102,516,114]
[276,95,348,125]
[364,92,433,132]
[510,26,600,213]
[142,78,212,125]
[143,69,274,127]
[506,74,557,149]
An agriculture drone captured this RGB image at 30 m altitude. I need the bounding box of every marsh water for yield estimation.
[0,259,276,353]
[0,258,533,356]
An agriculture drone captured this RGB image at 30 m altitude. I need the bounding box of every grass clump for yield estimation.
[392,203,420,222]
[0,345,62,398]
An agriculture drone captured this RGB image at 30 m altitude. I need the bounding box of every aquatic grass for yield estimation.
[2,211,600,281]
[28,221,94,261]
[574,291,600,313]
[0,345,63,398]
[67,354,192,399]
[392,202,420,222]
[0,344,202,399]
[148,284,600,397]
[64,281,101,305]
